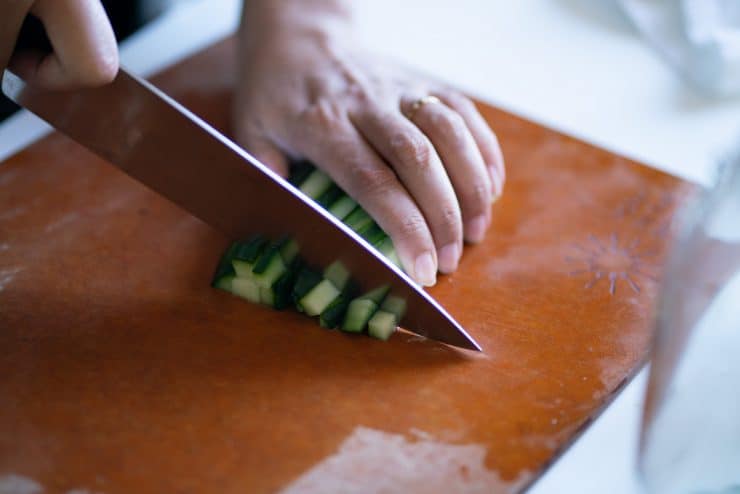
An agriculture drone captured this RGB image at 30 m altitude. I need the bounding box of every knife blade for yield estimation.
[2,68,481,352]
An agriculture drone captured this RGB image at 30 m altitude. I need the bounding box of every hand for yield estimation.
[234,1,505,286]
[1,0,118,89]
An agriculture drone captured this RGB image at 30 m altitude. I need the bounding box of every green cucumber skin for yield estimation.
[292,268,323,311]
[316,184,344,208]
[327,195,358,221]
[233,236,267,264]
[342,299,378,333]
[211,242,238,286]
[288,162,314,187]
[344,207,374,233]
[299,169,333,199]
[300,279,341,317]
[360,223,386,246]
[319,294,350,329]
[270,259,303,310]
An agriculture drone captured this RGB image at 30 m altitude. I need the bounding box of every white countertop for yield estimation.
[2,1,738,492]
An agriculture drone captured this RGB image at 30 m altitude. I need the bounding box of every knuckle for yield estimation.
[351,165,397,196]
[466,182,491,212]
[434,111,468,144]
[399,212,428,239]
[302,99,345,130]
[437,204,462,234]
[390,132,434,170]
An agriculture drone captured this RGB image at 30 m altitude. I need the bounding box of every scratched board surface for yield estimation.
[0,39,690,493]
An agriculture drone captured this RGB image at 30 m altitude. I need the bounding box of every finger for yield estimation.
[436,90,505,197]
[14,0,118,89]
[402,96,493,246]
[352,107,463,274]
[293,113,438,286]
[238,131,290,177]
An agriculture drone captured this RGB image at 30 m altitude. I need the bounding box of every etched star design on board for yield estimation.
[566,233,658,296]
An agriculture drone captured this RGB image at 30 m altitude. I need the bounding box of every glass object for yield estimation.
[640,149,740,493]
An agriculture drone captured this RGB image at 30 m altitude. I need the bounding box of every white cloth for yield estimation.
[620,0,740,96]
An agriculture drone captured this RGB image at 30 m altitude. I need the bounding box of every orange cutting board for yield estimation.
[0,38,691,493]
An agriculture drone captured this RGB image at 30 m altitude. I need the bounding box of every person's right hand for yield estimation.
[1,0,118,90]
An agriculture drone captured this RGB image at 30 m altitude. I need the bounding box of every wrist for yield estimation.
[240,0,354,50]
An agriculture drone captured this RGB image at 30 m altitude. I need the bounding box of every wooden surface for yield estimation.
[0,39,690,493]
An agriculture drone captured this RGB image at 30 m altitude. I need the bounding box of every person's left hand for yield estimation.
[233,4,505,286]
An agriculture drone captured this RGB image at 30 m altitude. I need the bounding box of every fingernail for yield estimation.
[437,243,460,274]
[466,215,488,243]
[414,251,437,286]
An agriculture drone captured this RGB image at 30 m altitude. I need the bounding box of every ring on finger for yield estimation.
[404,95,441,121]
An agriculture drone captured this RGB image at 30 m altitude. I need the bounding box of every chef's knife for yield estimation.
[1,68,481,351]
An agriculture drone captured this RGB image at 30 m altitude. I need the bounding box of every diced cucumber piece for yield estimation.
[260,286,275,306]
[342,299,378,333]
[230,236,267,277]
[252,243,288,288]
[211,242,239,286]
[232,259,254,278]
[270,263,302,310]
[292,268,323,311]
[359,222,386,245]
[299,169,332,199]
[362,285,390,304]
[368,310,398,340]
[232,278,261,303]
[316,184,344,208]
[233,236,267,263]
[319,294,350,328]
[380,295,406,320]
[300,279,341,316]
[344,207,374,233]
[323,261,350,291]
[288,162,314,187]
[327,195,357,220]
[278,238,300,264]
[213,274,235,292]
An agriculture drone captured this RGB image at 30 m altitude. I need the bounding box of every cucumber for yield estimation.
[342,299,378,333]
[278,238,300,264]
[319,294,350,328]
[367,311,397,340]
[299,169,333,199]
[316,184,344,209]
[300,279,341,316]
[327,195,357,220]
[323,261,350,291]
[359,222,385,245]
[213,273,235,292]
[344,207,374,233]
[288,162,314,187]
[231,236,267,278]
[342,285,389,333]
[232,277,261,303]
[292,267,323,311]
[379,295,406,319]
[212,242,239,289]
[367,295,406,340]
[252,242,288,288]
[270,263,302,310]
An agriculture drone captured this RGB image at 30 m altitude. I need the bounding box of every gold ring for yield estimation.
[405,95,441,121]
